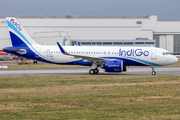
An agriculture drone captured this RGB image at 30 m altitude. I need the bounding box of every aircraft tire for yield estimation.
[152,71,156,75]
[89,69,95,75]
[94,69,99,74]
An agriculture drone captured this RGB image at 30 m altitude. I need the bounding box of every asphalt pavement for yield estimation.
[0,67,179,76]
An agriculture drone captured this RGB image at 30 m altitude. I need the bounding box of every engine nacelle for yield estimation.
[104,60,123,72]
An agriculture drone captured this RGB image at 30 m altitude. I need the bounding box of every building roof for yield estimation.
[0,15,150,19]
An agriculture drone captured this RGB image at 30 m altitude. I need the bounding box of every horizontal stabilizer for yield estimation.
[3,47,26,54]
[3,48,25,52]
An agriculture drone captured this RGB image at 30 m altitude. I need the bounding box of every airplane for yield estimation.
[3,17,178,75]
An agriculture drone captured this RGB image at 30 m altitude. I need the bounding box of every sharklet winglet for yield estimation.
[57,42,69,55]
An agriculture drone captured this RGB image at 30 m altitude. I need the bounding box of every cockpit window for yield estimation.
[163,52,172,55]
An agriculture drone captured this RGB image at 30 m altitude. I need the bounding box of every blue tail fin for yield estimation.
[6,17,38,47]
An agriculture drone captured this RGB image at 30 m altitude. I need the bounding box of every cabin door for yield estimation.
[151,49,157,59]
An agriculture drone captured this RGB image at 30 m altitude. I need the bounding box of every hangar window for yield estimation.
[92,42,102,45]
[103,42,112,45]
[135,42,144,44]
[145,42,155,44]
[82,42,91,45]
[124,42,133,45]
[113,42,123,45]
[72,41,77,46]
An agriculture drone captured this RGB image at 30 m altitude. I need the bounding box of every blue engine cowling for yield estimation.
[105,60,123,72]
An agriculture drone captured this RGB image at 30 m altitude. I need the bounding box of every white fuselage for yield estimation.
[34,45,178,66]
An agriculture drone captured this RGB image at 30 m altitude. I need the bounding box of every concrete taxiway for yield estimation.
[0,67,179,76]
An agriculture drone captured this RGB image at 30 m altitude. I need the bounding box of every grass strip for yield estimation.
[0,75,180,119]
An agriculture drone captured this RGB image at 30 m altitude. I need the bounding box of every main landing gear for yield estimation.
[89,68,99,75]
[89,63,99,75]
[151,66,156,75]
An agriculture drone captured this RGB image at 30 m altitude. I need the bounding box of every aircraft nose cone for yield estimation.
[173,56,178,64]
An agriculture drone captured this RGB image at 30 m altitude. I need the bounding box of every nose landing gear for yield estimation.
[151,66,156,75]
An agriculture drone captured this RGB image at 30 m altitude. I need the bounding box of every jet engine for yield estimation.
[102,60,124,72]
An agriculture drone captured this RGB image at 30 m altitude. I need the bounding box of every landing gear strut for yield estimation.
[151,66,156,75]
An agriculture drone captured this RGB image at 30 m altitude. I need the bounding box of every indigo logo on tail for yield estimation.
[10,19,22,31]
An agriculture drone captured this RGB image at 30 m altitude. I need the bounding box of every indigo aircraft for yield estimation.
[3,18,178,75]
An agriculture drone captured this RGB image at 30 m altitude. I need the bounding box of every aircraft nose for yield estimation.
[172,56,178,64]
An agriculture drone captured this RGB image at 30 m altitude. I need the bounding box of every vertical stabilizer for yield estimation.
[6,17,39,47]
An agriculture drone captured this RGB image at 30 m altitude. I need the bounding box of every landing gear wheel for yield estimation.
[94,69,99,74]
[152,71,156,75]
[89,69,95,75]
[151,66,156,75]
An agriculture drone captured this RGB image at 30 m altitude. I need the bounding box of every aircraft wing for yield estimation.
[57,42,110,64]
